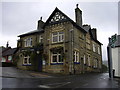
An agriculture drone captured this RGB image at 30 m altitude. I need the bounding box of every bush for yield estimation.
[102,64,108,72]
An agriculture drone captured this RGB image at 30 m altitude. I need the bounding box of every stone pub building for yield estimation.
[17,4,102,74]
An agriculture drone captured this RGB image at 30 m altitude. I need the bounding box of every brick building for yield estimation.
[17,5,102,74]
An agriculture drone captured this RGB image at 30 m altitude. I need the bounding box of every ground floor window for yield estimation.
[94,58,98,68]
[8,56,12,61]
[88,54,91,66]
[51,52,63,63]
[98,60,101,68]
[83,55,86,64]
[23,55,31,65]
[73,51,79,62]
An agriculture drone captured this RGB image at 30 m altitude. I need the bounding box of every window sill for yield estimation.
[51,42,64,45]
[74,62,80,64]
[22,64,32,66]
[50,63,63,65]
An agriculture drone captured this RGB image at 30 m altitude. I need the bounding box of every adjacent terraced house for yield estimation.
[17,5,102,74]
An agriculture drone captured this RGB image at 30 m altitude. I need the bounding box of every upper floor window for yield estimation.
[24,38,32,47]
[93,43,96,52]
[86,38,91,50]
[98,46,100,54]
[73,51,79,62]
[52,31,64,43]
[39,35,43,43]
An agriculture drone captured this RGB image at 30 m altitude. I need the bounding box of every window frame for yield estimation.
[98,46,100,54]
[51,52,63,63]
[24,38,32,47]
[93,43,96,52]
[39,35,43,43]
[52,31,64,43]
[88,54,91,66]
[23,56,31,65]
[74,51,79,62]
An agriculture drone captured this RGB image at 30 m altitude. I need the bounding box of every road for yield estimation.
[1,67,120,89]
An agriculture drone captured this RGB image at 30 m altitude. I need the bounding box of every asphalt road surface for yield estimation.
[1,67,120,89]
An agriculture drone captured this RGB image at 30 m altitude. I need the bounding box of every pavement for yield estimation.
[1,67,53,78]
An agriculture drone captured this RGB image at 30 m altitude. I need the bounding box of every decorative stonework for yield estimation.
[49,12,67,24]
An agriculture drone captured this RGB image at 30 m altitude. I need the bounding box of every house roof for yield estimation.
[18,29,44,37]
[83,25,102,45]
[18,7,102,45]
[2,48,18,56]
[114,35,120,47]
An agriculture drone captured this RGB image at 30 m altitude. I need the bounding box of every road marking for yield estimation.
[83,83,88,86]
[38,82,71,88]
[38,85,51,88]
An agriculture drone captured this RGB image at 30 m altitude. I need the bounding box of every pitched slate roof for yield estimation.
[114,35,120,47]
[18,7,102,45]
[2,48,17,56]
[18,29,44,37]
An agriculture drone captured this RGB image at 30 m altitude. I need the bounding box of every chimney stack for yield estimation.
[75,4,82,27]
[37,17,44,30]
[91,28,97,40]
[6,41,9,48]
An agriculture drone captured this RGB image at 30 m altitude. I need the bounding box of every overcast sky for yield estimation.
[0,0,119,60]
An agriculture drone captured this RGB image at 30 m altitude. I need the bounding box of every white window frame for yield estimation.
[88,54,91,66]
[52,31,64,43]
[74,51,79,62]
[23,56,31,65]
[24,38,32,47]
[1,57,6,62]
[8,56,12,61]
[39,35,43,43]
[93,43,96,52]
[98,46,100,54]
[83,55,86,64]
[58,32,64,42]
[51,52,63,63]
